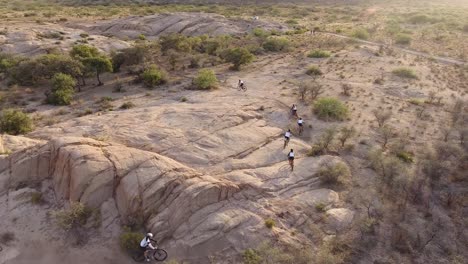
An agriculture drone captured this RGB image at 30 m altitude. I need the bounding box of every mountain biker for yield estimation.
[291,104,298,117]
[297,117,304,134]
[140,233,156,262]
[288,149,295,171]
[284,129,292,148]
[238,79,245,91]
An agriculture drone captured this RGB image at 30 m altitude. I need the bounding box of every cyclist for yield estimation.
[288,149,295,171]
[284,129,292,149]
[291,104,298,118]
[140,233,156,262]
[297,117,304,135]
[238,79,246,91]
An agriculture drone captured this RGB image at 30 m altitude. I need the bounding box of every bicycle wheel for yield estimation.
[153,249,168,261]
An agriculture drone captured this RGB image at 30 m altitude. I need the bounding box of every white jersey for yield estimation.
[292,105,297,111]
[140,237,150,247]
[298,119,303,125]
[288,152,295,158]
[285,131,291,138]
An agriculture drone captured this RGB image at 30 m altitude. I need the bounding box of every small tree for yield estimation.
[378,125,396,148]
[0,109,33,135]
[193,69,218,90]
[47,73,76,105]
[338,126,356,147]
[373,110,392,128]
[298,81,323,101]
[224,48,255,70]
[83,56,113,86]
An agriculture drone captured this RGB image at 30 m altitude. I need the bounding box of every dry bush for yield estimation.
[317,160,351,185]
[373,110,392,128]
[298,81,323,101]
[378,125,397,148]
[308,127,337,156]
[341,83,352,96]
[338,126,356,148]
[53,202,92,231]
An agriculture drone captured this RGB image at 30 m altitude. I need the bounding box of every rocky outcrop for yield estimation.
[0,135,352,262]
[68,12,287,39]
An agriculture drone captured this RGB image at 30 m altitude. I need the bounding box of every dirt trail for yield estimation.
[321,32,467,66]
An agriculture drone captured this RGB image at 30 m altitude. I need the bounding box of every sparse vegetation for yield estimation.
[263,37,291,52]
[30,192,43,204]
[53,202,92,231]
[395,33,412,45]
[0,109,33,135]
[308,50,331,58]
[392,67,418,79]
[306,65,322,77]
[120,101,136,110]
[119,231,144,254]
[141,65,168,88]
[224,47,255,70]
[317,161,351,185]
[192,69,218,90]
[314,98,348,121]
[351,28,370,40]
[264,219,275,229]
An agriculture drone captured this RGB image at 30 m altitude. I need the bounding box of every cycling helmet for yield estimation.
[147,233,153,238]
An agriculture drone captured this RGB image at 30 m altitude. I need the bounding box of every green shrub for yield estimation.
[79,33,89,38]
[30,192,43,204]
[285,19,298,25]
[351,28,370,40]
[223,47,255,70]
[395,33,412,45]
[120,101,136,109]
[392,68,418,79]
[47,73,76,105]
[141,65,168,88]
[314,98,348,121]
[315,203,326,212]
[264,218,275,229]
[252,28,271,38]
[138,34,146,40]
[306,65,322,77]
[408,14,432,24]
[243,249,261,264]
[317,162,351,185]
[53,202,92,231]
[119,232,144,253]
[193,69,218,90]
[308,50,331,58]
[0,109,33,135]
[263,37,290,52]
[396,151,414,163]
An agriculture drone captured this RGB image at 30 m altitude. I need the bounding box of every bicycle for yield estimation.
[283,137,290,149]
[238,83,247,92]
[132,240,168,262]
[297,124,304,135]
[289,158,294,171]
